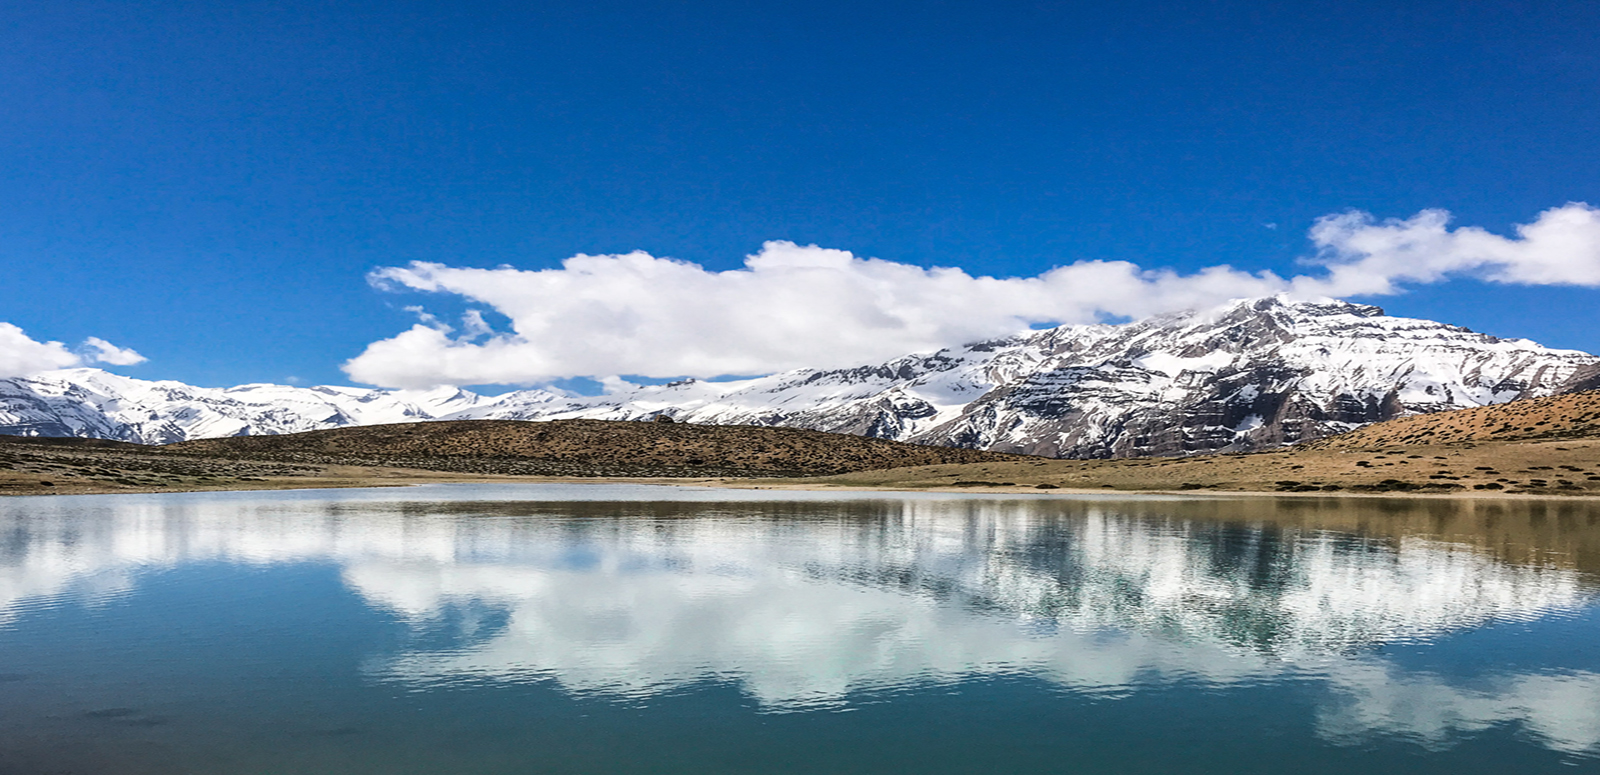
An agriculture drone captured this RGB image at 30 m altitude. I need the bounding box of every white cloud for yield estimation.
[345,203,1600,388]
[81,336,147,366]
[0,323,146,378]
[344,246,1289,388]
[1300,202,1600,296]
[0,323,80,377]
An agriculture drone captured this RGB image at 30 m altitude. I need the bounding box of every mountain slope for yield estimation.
[3,297,1595,458]
[431,297,1600,457]
[0,369,483,443]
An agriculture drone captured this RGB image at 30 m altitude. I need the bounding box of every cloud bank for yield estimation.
[0,324,146,378]
[345,203,1600,388]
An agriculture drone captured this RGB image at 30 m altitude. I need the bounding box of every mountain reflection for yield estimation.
[1,486,1598,755]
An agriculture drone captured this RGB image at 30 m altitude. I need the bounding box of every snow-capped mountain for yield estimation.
[3,297,1595,457]
[0,370,488,445]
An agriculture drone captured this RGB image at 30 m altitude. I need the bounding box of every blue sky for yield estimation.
[3,0,1598,388]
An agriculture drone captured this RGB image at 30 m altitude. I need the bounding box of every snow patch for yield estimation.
[1134,350,1237,377]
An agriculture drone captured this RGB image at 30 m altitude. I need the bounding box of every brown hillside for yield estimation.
[163,419,1029,477]
[0,436,148,451]
[808,437,1600,496]
[1,434,326,495]
[1309,390,1600,449]
[794,392,1600,497]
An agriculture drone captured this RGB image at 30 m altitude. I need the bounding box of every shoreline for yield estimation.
[6,469,1600,501]
[8,435,1599,501]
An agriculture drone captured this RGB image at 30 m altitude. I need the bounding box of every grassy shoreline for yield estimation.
[6,429,1599,501]
[5,466,1600,501]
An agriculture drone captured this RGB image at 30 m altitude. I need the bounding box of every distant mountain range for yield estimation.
[4,297,1595,458]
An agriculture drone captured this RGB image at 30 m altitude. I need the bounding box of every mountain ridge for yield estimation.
[4,297,1595,458]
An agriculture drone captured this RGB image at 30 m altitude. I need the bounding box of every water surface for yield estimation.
[1,484,1598,773]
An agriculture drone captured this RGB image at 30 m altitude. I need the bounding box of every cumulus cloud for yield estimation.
[81,336,148,366]
[345,203,1600,388]
[0,323,146,378]
[1302,202,1600,295]
[0,323,81,377]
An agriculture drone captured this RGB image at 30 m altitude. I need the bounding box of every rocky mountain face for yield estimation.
[3,297,1595,457]
[1558,363,1600,394]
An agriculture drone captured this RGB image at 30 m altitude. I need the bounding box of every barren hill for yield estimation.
[805,390,1600,497]
[1308,390,1600,449]
[163,419,1028,477]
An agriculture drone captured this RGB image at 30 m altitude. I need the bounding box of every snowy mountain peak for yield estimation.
[2,297,1594,458]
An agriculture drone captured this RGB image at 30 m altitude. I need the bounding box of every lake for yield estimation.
[1,484,1597,774]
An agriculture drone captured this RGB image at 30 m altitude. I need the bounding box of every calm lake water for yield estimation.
[1,484,1598,774]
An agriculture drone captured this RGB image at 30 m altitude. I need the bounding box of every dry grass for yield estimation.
[164,419,1028,477]
[0,435,334,495]
[1309,390,1600,448]
[7,396,1600,499]
[782,392,1600,496]
[1,419,1027,496]
[784,438,1600,496]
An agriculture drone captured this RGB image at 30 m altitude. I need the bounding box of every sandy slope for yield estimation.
[1308,389,1600,447]
[759,438,1600,496]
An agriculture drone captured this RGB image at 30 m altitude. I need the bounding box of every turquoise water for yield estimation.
[1,484,1597,774]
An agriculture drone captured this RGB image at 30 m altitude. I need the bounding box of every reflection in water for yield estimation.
[1,486,1598,758]
[1317,661,1600,753]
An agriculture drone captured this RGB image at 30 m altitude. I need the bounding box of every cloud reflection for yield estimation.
[0,489,1596,756]
[1319,662,1600,754]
